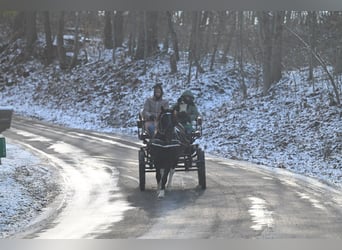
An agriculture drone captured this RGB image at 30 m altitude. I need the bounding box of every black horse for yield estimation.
[149,107,189,198]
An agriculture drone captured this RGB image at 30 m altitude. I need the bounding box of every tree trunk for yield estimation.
[202,11,212,59]
[43,11,53,65]
[112,12,116,63]
[210,11,225,71]
[238,11,247,99]
[135,11,159,60]
[188,11,198,83]
[104,11,113,49]
[335,48,342,74]
[189,11,204,79]
[143,11,148,73]
[271,11,285,84]
[24,11,37,60]
[308,11,317,80]
[127,11,137,58]
[163,12,170,52]
[258,11,273,95]
[169,52,177,74]
[135,12,145,60]
[57,11,67,70]
[69,11,80,70]
[166,11,180,61]
[146,11,159,56]
[114,11,124,48]
[221,12,236,63]
[12,11,25,41]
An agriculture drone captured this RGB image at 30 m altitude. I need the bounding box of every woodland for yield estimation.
[0,11,341,105]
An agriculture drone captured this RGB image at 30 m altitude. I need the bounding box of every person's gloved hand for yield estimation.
[149,115,156,121]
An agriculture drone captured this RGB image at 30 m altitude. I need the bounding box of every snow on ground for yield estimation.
[0,142,60,238]
[0,44,341,237]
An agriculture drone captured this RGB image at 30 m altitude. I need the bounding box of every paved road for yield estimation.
[5,116,342,238]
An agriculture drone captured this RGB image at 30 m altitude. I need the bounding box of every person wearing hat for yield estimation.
[173,90,200,135]
[142,83,169,137]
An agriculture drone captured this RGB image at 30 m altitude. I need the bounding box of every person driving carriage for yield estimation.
[173,90,200,137]
[142,83,169,137]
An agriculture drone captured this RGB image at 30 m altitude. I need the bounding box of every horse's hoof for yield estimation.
[158,190,165,199]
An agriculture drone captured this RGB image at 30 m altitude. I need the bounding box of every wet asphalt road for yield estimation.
[4,116,342,239]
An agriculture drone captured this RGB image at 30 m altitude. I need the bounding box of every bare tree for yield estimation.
[210,11,226,71]
[104,11,113,49]
[166,11,180,61]
[135,11,159,61]
[188,11,205,83]
[12,11,25,41]
[285,24,341,105]
[258,11,273,95]
[202,11,212,59]
[308,11,317,80]
[24,11,37,60]
[43,11,53,65]
[146,11,159,56]
[127,11,137,58]
[166,11,180,74]
[57,11,67,69]
[69,11,81,70]
[238,11,247,99]
[114,11,124,48]
[257,11,285,95]
[135,12,145,60]
[271,11,285,84]
[221,12,236,63]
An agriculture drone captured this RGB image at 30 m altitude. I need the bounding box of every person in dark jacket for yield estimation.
[142,83,169,137]
[173,90,200,135]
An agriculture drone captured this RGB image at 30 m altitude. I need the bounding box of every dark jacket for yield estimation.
[173,90,200,124]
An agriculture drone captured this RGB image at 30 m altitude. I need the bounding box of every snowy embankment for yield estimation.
[0,143,60,238]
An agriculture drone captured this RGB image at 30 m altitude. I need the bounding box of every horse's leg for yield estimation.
[162,168,170,189]
[157,168,165,198]
[157,168,165,194]
[158,167,170,198]
[167,167,175,190]
[167,155,179,190]
[156,167,161,192]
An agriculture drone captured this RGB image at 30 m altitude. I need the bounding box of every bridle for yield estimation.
[157,111,174,136]
[156,110,190,147]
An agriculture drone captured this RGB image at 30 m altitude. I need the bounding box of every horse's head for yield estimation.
[155,106,178,142]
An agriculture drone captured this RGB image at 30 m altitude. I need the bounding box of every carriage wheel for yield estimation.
[197,148,206,189]
[139,149,146,191]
